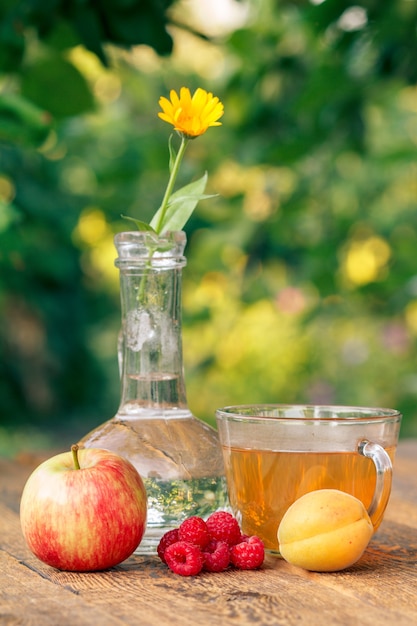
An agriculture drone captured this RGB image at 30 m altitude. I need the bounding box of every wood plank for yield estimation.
[3,495,414,626]
[3,551,413,626]
[5,526,416,626]
[1,442,417,626]
[0,551,124,626]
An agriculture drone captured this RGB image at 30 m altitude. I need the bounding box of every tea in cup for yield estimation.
[216,404,402,554]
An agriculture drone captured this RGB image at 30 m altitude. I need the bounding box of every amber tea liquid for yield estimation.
[222,445,396,553]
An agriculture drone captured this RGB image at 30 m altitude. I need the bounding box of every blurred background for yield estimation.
[1,0,417,457]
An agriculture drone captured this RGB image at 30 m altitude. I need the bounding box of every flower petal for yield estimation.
[158,87,224,137]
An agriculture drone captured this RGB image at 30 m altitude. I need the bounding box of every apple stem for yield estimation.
[71,444,81,470]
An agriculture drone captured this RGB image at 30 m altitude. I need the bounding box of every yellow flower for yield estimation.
[158,87,224,138]
[124,86,224,234]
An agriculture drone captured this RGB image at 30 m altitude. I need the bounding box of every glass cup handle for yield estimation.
[358,440,393,529]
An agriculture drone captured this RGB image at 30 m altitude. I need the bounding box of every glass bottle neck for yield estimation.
[115,231,189,417]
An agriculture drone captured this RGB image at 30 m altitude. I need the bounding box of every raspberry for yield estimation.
[178,516,210,549]
[206,511,242,546]
[164,541,204,577]
[230,536,265,570]
[202,539,230,573]
[157,528,180,564]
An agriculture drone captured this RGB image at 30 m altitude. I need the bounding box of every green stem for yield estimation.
[71,444,81,470]
[138,136,189,306]
[155,135,189,234]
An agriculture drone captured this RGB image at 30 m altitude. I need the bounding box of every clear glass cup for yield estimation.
[216,404,402,554]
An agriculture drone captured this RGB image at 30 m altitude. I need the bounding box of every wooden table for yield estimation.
[1,441,417,626]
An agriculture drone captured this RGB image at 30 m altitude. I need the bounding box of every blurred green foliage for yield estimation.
[1,0,417,455]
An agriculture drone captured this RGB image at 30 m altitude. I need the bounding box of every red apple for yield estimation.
[20,445,147,571]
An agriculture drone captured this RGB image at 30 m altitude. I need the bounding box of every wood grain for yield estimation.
[1,442,417,626]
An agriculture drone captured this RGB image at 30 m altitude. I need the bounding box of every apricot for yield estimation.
[277,489,374,572]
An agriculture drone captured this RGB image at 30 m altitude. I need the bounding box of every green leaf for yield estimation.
[150,172,209,233]
[168,193,217,207]
[0,92,52,146]
[21,55,95,119]
[69,5,108,66]
[121,215,157,232]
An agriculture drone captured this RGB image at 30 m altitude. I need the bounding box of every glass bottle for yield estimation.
[79,230,228,554]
